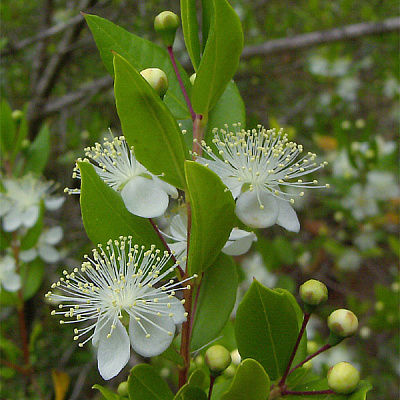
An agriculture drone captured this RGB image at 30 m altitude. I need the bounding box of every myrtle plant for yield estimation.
[41,0,372,398]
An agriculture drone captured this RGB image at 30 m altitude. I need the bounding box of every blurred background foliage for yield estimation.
[0,0,399,399]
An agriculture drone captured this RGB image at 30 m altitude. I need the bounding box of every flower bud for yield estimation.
[154,11,180,47]
[140,68,169,99]
[117,381,128,397]
[12,110,23,120]
[205,345,231,376]
[189,73,196,85]
[328,309,358,339]
[327,362,360,394]
[299,279,328,308]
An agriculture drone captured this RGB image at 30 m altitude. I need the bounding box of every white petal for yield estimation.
[44,196,65,211]
[235,190,279,228]
[121,176,169,218]
[276,200,300,233]
[167,297,187,326]
[0,197,13,217]
[95,319,131,380]
[3,208,24,232]
[152,176,179,199]
[168,242,187,259]
[41,226,63,245]
[223,228,257,256]
[170,214,187,241]
[2,270,21,292]
[129,313,176,357]
[19,249,38,263]
[23,206,40,228]
[38,245,61,263]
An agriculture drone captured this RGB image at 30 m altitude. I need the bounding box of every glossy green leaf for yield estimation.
[173,385,207,400]
[188,369,208,391]
[92,384,123,400]
[113,53,189,189]
[184,161,235,274]
[285,378,372,400]
[221,359,270,400]
[84,14,190,119]
[190,253,238,351]
[191,0,243,115]
[235,280,299,381]
[180,0,201,70]
[0,99,16,155]
[24,124,50,174]
[78,161,164,249]
[21,259,45,300]
[161,344,184,367]
[128,364,174,400]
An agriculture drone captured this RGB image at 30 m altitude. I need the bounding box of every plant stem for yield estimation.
[281,389,335,395]
[278,312,311,387]
[208,375,216,400]
[167,45,196,120]
[288,343,332,375]
[192,114,204,157]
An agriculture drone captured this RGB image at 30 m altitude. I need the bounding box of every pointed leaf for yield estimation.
[184,161,235,274]
[113,53,189,189]
[84,14,190,119]
[93,384,123,400]
[235,280,299,380]
[173,385,207,400]
[78,161,164,249]
[180,0,201,70]
[191,0,243,115]
[24,124,50,174]
[221,359,270,400]
[0,99,16,155]
[191,253,238,351]
[127,364,174,400]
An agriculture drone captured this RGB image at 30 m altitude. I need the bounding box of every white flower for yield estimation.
[20,226,63,264]
[67,135,178,218]
[366,171,399,201]
[0,255,21,292]
[0,175,64,232]
[337,248,362,272]
[196,124,328,231]
[330,149,358,179]
[46,237,191,380]
[162,212,257,268]
[341,184,379,220]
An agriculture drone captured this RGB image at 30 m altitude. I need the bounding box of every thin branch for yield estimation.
[241,17,400,59]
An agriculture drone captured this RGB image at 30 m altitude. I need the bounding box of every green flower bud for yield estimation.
[117,381,128,397]
[189,73,196,85]
[299,279,328,307]
[327,362,360,394]
[11,110,23,120]
[328,309,358,339]
[205,345,232,376]
[140,68,169,99]
[154,11,180,47]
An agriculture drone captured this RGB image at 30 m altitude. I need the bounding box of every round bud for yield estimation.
[327,362,360,394]
[328,309,358,338]
[11,110,23,120]
[205,345,231,376]
[140,68,169,98]
[154,11,180,47]
[299,279,328,307]
[117,381,128,397]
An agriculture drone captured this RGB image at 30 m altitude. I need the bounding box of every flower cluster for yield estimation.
[0,174,64,232]
[67,135,178,218]
[46,237,192,380]
[195,124,328,231]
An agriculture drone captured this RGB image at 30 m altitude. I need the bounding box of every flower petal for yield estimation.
[23,205,40,228]
[95,319,131,380]
[129,313,176,358]
[121,176,169,218]
[38,245,61,263]
[2,208,24,232]
[41,226,63,245]
[152,176,179,199]
[276,200,300,232]
[44,196,65,211]
[19,249,38,263]
[223,228,257,256]
[235,190,279,228]
[2,270,21,292]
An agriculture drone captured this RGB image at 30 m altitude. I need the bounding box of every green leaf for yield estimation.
[160,344,184,367]
[20,205,43,251]
[0,99,16,155]
[11,104,29,161]
[24,124,50,174]
[180,0,201,70]
[127,364,174,400]
[78,161,164,249]
[92,384,123,400]
[84,14,190,119]
[221,359,270,400]
[191,0,244,115]
[173,385,208,400]
[113,53,189,189]
[234,280,299,381]
[286,378,372,400]
[184,161,235,274]
[188,369,208,391]
[21,259,45,300]
[190,253,238,351]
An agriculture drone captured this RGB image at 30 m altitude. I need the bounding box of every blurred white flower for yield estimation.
[341,184,379,220]
[366,171,399,201]
[354,232,376,252]
[196,124,328,231]
[337,248,362,272]
[68,135,178,218]
[46,238,191,380]
[0,175,64,232]
[241,252,277,290]
[0,255,21,292]
[20,226,63,264]
[337,77,360,102]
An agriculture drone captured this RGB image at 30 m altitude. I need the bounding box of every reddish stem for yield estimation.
[208,375,216,400]
[288,343,332,375]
